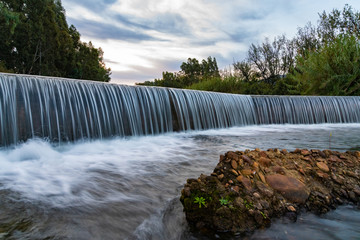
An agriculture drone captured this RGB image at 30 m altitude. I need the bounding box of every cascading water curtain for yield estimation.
[1,73,360,146]
[252,96,360,124]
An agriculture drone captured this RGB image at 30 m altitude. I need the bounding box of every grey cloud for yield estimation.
[227,29,260,43]
[149,13,190,35]
[68,18,158,41]
[113,13,191,36]
[65,0,115,13]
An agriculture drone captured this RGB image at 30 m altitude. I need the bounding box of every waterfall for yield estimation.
[252,95,360,124]
[1,73,360,146]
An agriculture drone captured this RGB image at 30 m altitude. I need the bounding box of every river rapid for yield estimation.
[0,124,359,239]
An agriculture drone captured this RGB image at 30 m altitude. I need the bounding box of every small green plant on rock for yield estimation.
[260,211,267,219]
[219,197,229,206]
[244,199,254,209]
[194,197,206,208]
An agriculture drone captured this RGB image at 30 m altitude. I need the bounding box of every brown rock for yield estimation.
[272,166,285,175]
[230,186,239,193]
[259,157,271,167]
[236,175,243,182]
[242,169,253,176]
[329,155,340,162]
[259,151,268,158]
[345,171,358,179]
[218,174,224,180]
[240,177,252,191]
[294,148,301,154]
[253,161,259,169]
[258,172,266,183]
[318,151,326,158]
[256,181,274,197]
[266,174,309,203]
[242,155,253,165]
[287,205,296,212]
[231,160,238,170]
[281,149,288,154]
[301,149,311,156]
[227,151,239,161]
[253,192,261,199]
[355,151,360,158]
[354,187,360,196]
[230,169,239,176]
[331,174,344,184]
[219,155,225,162]
[316,162,330,172]
[316,171,329,179]
[183,187,191,197]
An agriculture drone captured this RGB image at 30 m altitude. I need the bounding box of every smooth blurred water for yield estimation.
[0,124,359,239]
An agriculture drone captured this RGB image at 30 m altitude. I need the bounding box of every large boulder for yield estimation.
[180,148,360,236]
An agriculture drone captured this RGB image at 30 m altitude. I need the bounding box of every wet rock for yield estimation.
[316,162,330,172]
[230,169,239,176]
[240,177,252,191]
[256,181,274,198]
[271,166,285,175]
[259,157,271,167]
[301,149,311,156]
[231,160,238,170]
[287,205,296,212]
[180,148,360,236]
[242,155,253,165]
[266,174,309,204]
[241,169,253,176]
[258,172,266,183]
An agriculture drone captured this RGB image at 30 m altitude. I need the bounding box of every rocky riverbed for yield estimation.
[180,148,360,236]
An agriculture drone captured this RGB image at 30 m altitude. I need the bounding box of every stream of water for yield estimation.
[0,124,359,239]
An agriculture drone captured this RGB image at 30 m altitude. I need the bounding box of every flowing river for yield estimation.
[0,124,359,239]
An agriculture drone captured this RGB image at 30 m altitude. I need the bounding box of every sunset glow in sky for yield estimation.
[62,0,360,85]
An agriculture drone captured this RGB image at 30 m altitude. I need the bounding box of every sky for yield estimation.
[61,0,360,85]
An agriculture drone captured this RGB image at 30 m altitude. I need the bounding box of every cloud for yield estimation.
[61,0,360,85]
[67,18,157,41]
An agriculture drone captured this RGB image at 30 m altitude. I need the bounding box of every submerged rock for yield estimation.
[180,149,360,236]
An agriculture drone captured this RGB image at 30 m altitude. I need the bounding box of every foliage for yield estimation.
[194,196,206,208]
[0,0,111,81]
[243,199,254,209]
[290,34,360,95]
[260,211,267,219]
[219,197,229,206]
[137,56,219,88]
[246,35,296,84]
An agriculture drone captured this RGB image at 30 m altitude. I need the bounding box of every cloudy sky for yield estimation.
[61,0,360,85]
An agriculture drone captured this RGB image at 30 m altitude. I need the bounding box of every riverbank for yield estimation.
[180,148,360,236]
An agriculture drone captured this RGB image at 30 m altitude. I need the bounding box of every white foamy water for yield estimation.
[0,124,359,239]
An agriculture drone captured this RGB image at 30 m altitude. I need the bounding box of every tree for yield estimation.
[233,60,253,82]
[245,35,296,84]
[290,35,360,95]
[0,0,111,82]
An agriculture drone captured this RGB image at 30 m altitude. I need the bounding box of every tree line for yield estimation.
[139,5,360,96]
[0,0,111,82]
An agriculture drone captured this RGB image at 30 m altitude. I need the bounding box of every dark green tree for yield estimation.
[0,0,111,82]
[290,35,360,95]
